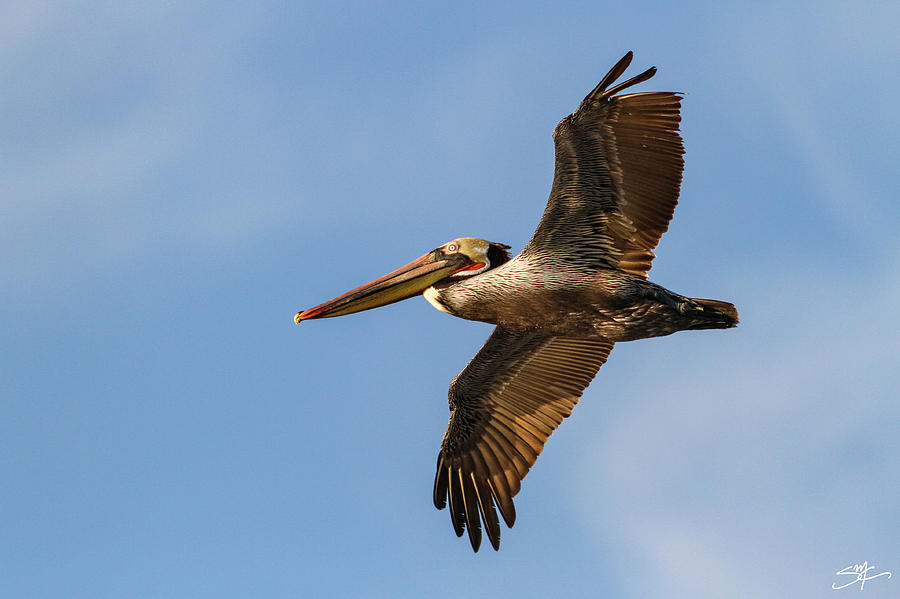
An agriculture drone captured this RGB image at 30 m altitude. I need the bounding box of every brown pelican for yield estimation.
[295,52,738,552]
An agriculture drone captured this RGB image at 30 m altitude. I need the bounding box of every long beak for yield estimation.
[295,252,457,323]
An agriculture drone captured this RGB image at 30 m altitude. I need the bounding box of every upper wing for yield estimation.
[524,51,685,278]
[433,326,614,551]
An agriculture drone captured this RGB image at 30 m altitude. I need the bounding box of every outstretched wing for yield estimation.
[524,51,685,278]
[433,326,614,551]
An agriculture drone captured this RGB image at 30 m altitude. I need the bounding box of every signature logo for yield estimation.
[832,561,892,590]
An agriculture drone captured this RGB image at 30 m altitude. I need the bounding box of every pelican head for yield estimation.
[295,237,511,323]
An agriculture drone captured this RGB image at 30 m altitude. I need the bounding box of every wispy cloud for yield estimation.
[573,259,900,598]
[710,3,900,248]
[0,4,289,286]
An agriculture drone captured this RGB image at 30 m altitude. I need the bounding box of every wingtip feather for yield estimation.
[433,453,448,510]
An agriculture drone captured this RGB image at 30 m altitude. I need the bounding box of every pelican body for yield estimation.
[296,52,738,552]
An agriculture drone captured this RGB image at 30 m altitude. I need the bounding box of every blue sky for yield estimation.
[3,2,899,598]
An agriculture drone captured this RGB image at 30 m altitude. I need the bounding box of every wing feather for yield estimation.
[524,52,685,278]
[460,461,482,551]
[433,326,614,551]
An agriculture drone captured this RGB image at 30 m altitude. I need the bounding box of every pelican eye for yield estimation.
[445,242,460,252]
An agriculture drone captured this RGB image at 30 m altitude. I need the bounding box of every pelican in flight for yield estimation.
[295,52,738,551]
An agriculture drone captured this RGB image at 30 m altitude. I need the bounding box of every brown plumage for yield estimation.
[433,332,614,550]
[295,51,738,552]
